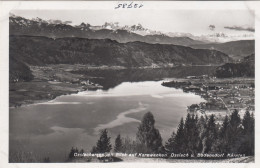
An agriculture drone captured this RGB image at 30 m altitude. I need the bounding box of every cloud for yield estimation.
[64,21,72,24]
[209,25,215,31]
[224,26,255,32]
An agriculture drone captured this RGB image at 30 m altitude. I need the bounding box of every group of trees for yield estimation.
[68,147,85,159]
[91,129,112,153]
[165,110,254,156]
[90,112,164,154]
[69,110,254,159]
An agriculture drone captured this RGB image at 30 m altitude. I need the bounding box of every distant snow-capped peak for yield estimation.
[198,32,254,43]
[123,24,164,36]
[166,31,254,43]
[87,22,164,36]
[9,14,254,42]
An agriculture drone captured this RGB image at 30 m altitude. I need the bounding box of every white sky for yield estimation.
[12,10,254,35]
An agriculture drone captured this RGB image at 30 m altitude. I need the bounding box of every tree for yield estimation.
[136,112,163,153]
[189,114,200,154]
[183,113,191,150]
[217,115,229,153]
[165,131,176,153]
[79,149,84,154]
[242,111,254,133]
[197,116,207,152]
[183,114,200,154]
[220,115,229,139]
[238,111,255,155]
[229,109,241,129]
[202,114,217,153]
[93,129,112,153]
[114,134,123,153]
[174,117,185,152]
[165,118,185,153]
[227,109,242,153]
[91,146,97,153]
[68,147,76,159]
[121,136,137,153]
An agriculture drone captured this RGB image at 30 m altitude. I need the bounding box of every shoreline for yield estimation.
[161,77,255,119]
[9,81,102,108]
[9,64,220,108]
[9,78,203,109]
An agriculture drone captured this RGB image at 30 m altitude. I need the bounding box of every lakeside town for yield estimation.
[162,76,255,123]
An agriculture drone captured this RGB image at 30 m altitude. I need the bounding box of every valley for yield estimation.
[9,64,217,107]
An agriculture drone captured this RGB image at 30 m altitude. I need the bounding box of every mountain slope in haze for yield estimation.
[10,35,232,68]
[215,54,255,78]
[9,15,205,46]
[190,40,254,60]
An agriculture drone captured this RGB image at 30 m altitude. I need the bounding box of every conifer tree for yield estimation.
[242,111,254,133]
[238,111,254,155]
[220,115,229,138]
[165,118,185,153]
[183,113,191,150]
[174,117,185,152]
[68,147,76,159]
[229,109,241,129]
[94,129,112,153]
[80,149,84,154]
[165,131,176,153]
[136,112,163,153]
[197,116,207,152]
[91,146,97,153]
[218,115,229,153]
[202,114,217,153]
[227,109,242,153]
[211,115,229,153]
[114,134,123,153]
[189,114,200,154]
[183,114,200,154]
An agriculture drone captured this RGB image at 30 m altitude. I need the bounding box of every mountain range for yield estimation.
[215,54,255,78]
[10,15,255,57]
[10,15,205,46]
[10,14,254,43]
[9,35,233,81]
[190,40,254,60]
[10,35,231,66]
[9,14,254,81]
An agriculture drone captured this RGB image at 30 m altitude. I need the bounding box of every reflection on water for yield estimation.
[74,66,216,89]
[10,67,211,162]
[94,102,147,134]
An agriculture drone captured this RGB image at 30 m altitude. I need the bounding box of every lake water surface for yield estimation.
[10,67,214,162]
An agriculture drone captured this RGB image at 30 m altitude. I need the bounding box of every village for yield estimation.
[162,76,255,123]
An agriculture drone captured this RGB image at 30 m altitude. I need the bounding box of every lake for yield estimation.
[9,68,210,162]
